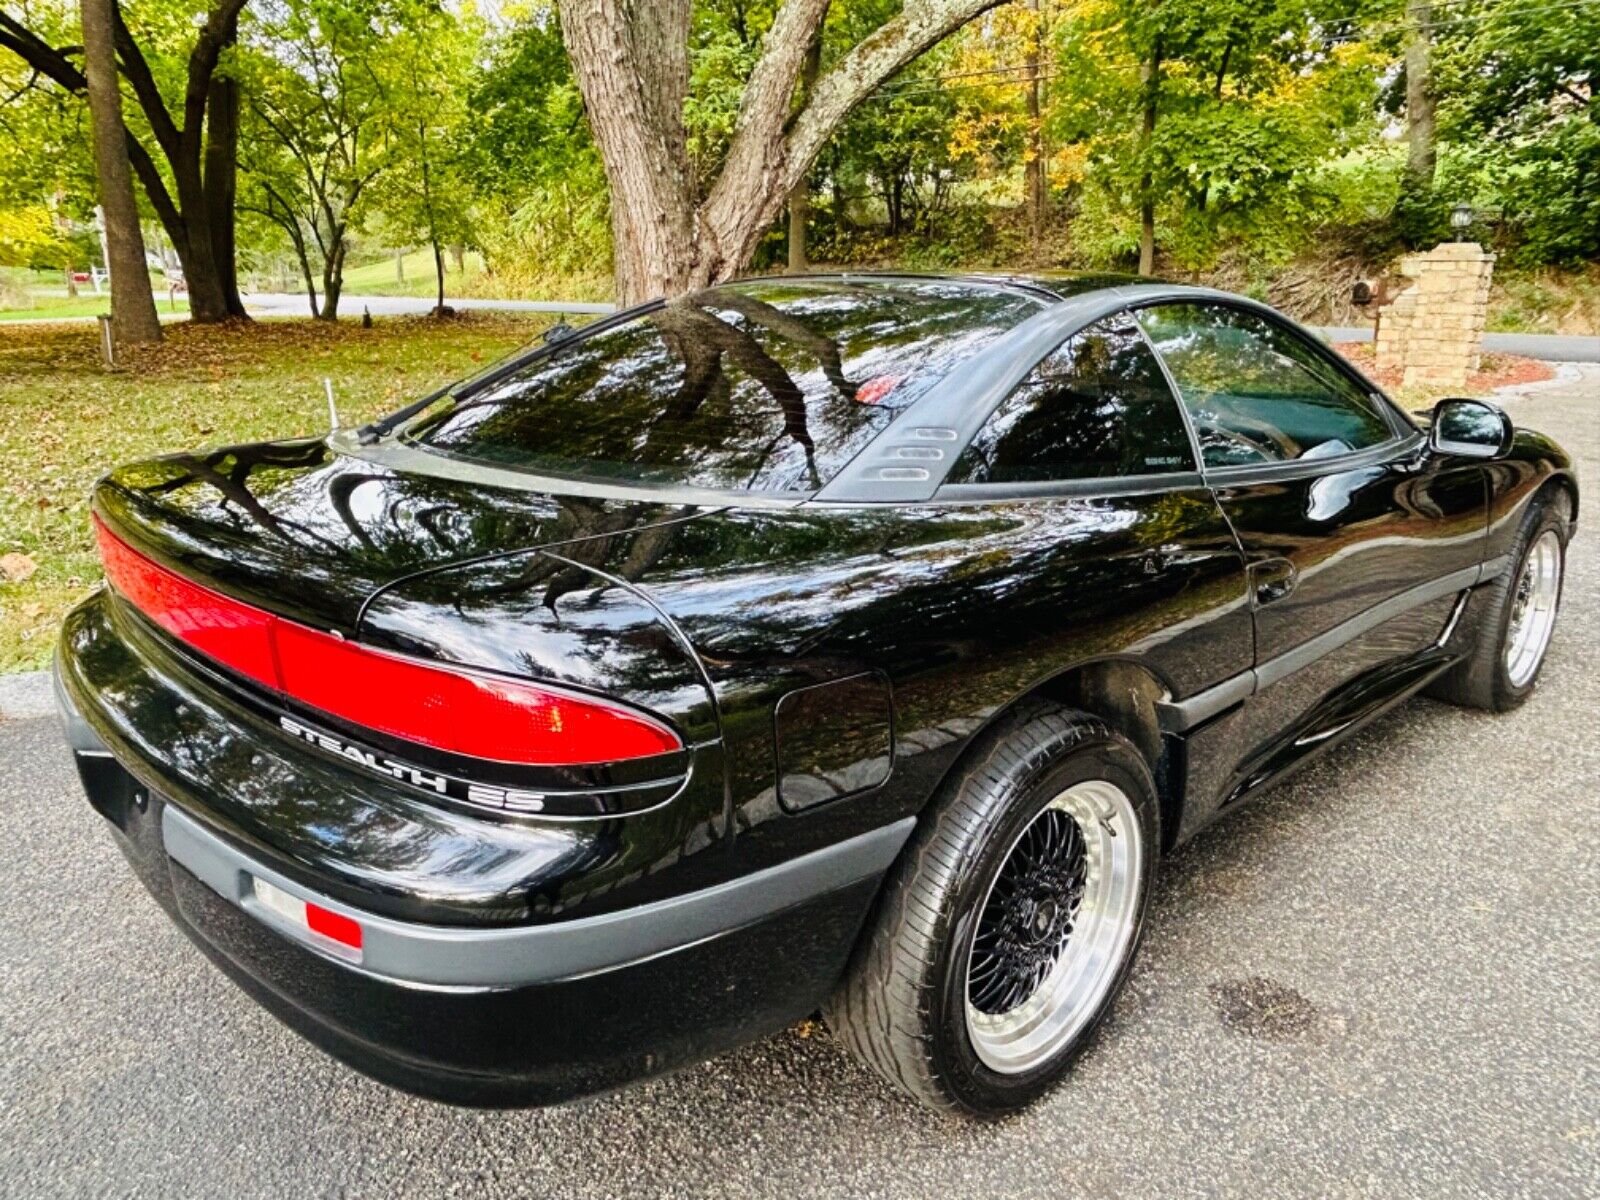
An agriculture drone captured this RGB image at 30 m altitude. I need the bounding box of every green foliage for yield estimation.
[1049,0,1385,271]
[805,0,967,249]
[685,5,770,187]
[0,16,99,269]
[462,9,611,289]
[368,4,480,296]
[1434,0,1599,265]
[829,80,964,238]
[465,11,595,200]
[0,207,69,269]
[233,0,407,302]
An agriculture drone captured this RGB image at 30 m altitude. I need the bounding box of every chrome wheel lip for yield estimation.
[964,780,1142,1076]
[1505,529,1562,688]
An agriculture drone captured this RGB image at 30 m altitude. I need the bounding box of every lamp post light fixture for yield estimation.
[1450,203,1475,233]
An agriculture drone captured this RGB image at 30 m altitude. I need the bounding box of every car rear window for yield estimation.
[409,280,1042,493]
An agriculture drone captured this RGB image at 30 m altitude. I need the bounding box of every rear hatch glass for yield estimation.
[408,279,1043,494]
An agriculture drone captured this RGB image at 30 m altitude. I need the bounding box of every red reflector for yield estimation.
[304,901,363,949]
[93,514,682,766]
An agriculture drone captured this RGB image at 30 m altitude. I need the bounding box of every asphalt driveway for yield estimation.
[1,373,1595,1199]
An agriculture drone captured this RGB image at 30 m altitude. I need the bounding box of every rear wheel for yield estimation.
[825,708,1157,1115]
[1429,494,1570,712]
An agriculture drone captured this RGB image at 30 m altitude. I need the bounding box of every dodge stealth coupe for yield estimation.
[56,273,1576,1115]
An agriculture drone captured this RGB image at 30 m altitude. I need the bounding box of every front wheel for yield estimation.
[824,708,1157,1115]
[1430,493,1570,712]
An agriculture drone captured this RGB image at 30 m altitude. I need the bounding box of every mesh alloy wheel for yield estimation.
[1505,529,1562,688]
[963,780,1143,1075]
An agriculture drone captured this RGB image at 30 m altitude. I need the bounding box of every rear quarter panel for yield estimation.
[627,490,1253,875]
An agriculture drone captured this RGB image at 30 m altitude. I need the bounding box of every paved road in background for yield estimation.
[1,373,1595,1199]
[13,291,1600,361]
[1319,324,1600,363]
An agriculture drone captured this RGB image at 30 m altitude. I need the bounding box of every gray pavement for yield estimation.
[1320,325,1600,364]
[1,372,1596,1199]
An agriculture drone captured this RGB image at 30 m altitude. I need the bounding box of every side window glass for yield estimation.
[947,319,1194,485]
[1136,303,1395,469]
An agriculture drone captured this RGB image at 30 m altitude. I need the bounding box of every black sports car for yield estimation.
[56,274,1577,1115]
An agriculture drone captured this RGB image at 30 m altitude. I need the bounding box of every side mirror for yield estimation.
[1428,398,1514,460]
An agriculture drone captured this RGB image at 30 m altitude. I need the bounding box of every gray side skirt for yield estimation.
[1157,558,1507,733]
[164,806,913,991]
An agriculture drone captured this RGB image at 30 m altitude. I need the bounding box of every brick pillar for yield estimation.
[1373,242,1495,391]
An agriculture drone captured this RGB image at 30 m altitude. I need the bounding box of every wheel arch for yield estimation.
[1539,470,1579,526]
[920,655,1184,851]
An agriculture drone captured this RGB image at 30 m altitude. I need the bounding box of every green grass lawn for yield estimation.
[0,294,190,322]
[336,250,614,304]
[0,313,550,672]
[338,249,485,298]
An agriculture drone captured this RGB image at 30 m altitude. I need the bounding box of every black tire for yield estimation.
[824,707,1158,1116]
[1428,491,1570,712]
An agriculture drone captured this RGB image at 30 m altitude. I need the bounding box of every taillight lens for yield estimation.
[95,517,278,687]
[93,515,682,765]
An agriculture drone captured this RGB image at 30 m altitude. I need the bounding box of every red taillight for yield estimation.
[93,515,681,766]
[95,518,278,687]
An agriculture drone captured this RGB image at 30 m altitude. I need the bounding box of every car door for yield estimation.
[1136,301,1488,805]
[933,311,1256,743]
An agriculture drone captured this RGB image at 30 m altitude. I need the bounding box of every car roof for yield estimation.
[812,279,1342,505]
[346,272,1394,511]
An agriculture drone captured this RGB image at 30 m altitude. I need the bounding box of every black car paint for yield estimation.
[56,274,1577,1105]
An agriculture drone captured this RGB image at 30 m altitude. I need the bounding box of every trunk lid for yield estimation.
[93,437,714,635]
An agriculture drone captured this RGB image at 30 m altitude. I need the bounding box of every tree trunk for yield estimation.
[1138,39,1163,278]
[81,0,161,345]
[558,0,702,305]
[787,28,824,274]
[318,235,345,321]
[1194,40,1232,215]
[787,182,811,274]
[1024,0,1045,258]
[285,226,317,316]
[65,267,79,298]
[172,159,229,322]
[203,17,246,319]
[831,153,847,234]
[450,244,465,272]
[559,0,1002,306]
[433,240,446,314]
[1405,1,1436,189]
[395,249,405,284]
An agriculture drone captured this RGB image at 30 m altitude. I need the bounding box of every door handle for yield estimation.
[1249,557,1298,607]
